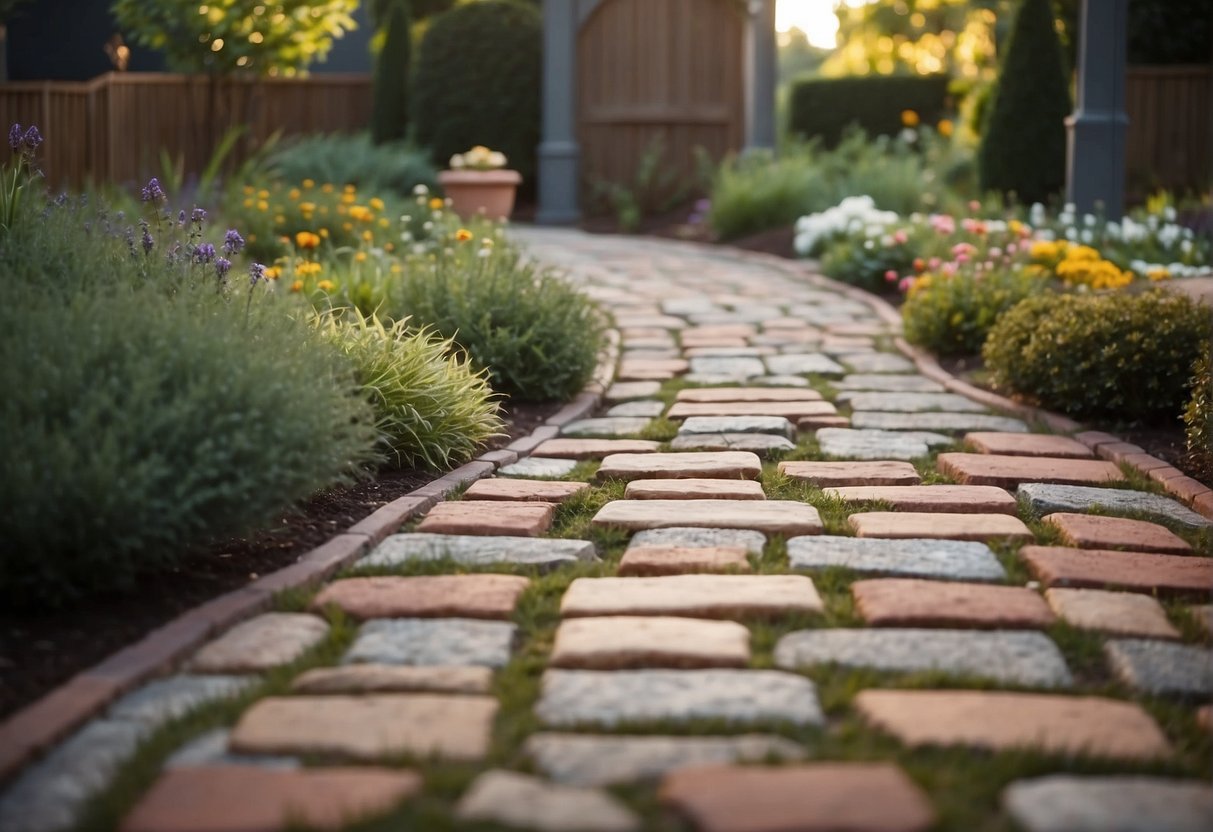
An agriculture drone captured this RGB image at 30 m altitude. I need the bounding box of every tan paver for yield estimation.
[560,574,823,620]
[533,439,661,459]
[291,665,493,695]
[778,460,921,487]
[456,770,640,832]
[826,485,1016,514]
[618,546,752,576]
[849,512,1033,542]
[188,613,329,674]
[681,324,757,340]
[667,401,836,421]
[415,500,555,536]
[625,479,766,500]
[593,500,822,536]
[598,451,762,482]
[617,358,688,380]
[1042,512,1193,555]
[852,579,1055,629]
[1020,546,1213,597]
[463,478,589,503]
[937,453,1122,489]
[120,765,421,832]
[311,575,529,620]
[856,690,1171,760]
[551,616,751,669]
[659,763,935,832]
[229,694,498,761]
[964,432,1094,458]
[1045,589,1180,640]
[675,387,823,403]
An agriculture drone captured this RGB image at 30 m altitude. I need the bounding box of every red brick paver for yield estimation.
[463,479,589,503]
[550,616,751,669]
[852,579,1054,629]
[849,512,1033,542]
[414,500,556,537]
[1042,512,1192,555]
[826,485,1016,514]
[777,460,921,487]
[963,432,1094,458]
[1019,546,1213,597]
[936,453,1123,489]
[311,575,529,620]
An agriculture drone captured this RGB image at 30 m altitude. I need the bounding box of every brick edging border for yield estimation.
[0,322,622,785]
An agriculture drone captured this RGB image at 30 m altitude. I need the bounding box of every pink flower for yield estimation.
[942,261,958,276]
[968,200,981,212]
[1006,242,1018,254]
[884,269,899,282]
[892,229,908,244]
[928,257,941,269]
[989,247,1002,258]
[898,276,915,292]
[956,253,970,264]
[951,242,975,257]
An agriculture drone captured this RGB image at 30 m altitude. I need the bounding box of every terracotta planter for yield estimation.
[437,169,522,221]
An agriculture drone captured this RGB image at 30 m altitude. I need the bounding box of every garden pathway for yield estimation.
[2,229,1212,831]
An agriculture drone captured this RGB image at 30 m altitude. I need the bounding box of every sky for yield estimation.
[777,0,872,49]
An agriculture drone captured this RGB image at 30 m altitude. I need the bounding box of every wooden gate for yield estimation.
[577,0,745,198]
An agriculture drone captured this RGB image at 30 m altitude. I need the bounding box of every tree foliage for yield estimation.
[371,0,412,144]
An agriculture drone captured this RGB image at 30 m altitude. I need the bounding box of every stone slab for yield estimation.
[561,418,653,437]
[852,412,1030,433]
[624,479,765,500]
[311,575,529,620]
[109,675,255,731]
[856,690,1171,760]
[839,353,916,373]
[787,536,1007,582]
[1018,483,1213,529]
[616,359,688,381]
[463,478,588,503]
[1105,639,1213,698]
[688,357,766,378]
[343,618,517,667]
[188,613,329,674]
[533,439,662,459]
[535,669,824,727]
[1019,546,1213,597]
[849,512,1034,542]
[763,354,846,376]
[597,451,762,481]
[1045,589,1180,640]
[835,374,945,392]
[778,460,921,487]
[658,763,936,832]
[606,400,667,418]
[498,457,579,479]
[525,733,805,787]
[629,527,766,554]
[415,500,555,537]
[618,546,752,576]
[454,770,640,832]
[817,428,952,461]
[677,416,794,438]
[844,392,987,413]
[675,387,823,403]
[826,484,1016,514]
[293,664,493,695]
[1043,512,1193,554]
[605,381,662,402]
[120,765,420,832]
[851,579,1055,629]
[965,432,1094,458]
[163,728,299,771]
[229,694,498,761]
[592,499,823,536]
[775,628,1071,687]
[359,533,595,570]
[683,347,776,358]
[1003,775,1213,832]
[667,401,836,422]
[938,453,1122,488]
[560,574,823,619]
[668,434,797,456]
[551,616,751,669]
[751,374,810,387]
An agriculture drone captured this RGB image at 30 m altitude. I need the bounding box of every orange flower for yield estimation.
[289,279,304,292]
[901,109,919,128]
[429,197,444,211]
[295,231,320,250]
[936,119,954,137]
[317,279,336,292]
[455,228,473,242]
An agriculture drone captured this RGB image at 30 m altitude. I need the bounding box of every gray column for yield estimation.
[1066,0,1128,219]
[537,0,581,224]
[743,0,777,152]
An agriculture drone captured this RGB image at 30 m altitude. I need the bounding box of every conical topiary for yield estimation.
[978,0,1072,204]
[371,0,412,145]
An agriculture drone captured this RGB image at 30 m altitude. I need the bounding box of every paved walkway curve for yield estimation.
[3,229,1212,832]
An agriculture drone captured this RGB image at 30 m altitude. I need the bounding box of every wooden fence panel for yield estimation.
[1125,65,1210,197]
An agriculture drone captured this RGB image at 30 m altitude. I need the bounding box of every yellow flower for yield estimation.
[263,266,280,280]
[343,184,356,193]
[936,118,953,137]
[288,188,301,200]
[455,228,473,242]
[299,202,316,214]
[1065,245,1100,262]
[362,229,374,242]
[274,214,285,225]
[378,217,390,228]
[354,251,367,263]
[1148,267,1171,281]
[429,197,444,211]
[317,279,336,292]
[343,222,353,231]
[384,242,395,252]
[302,178,315,189]
[321,183,334,193]
[390,263,402,274]
[242,197,253,208]
[901,109,919,128]
[369,197,385,211]
[290,279,304,292]
[1029,240,1058,262]
[341,192,357,205]
[318,227,329,238]
[243,185,254,196]
[257,200,269,212]
[257,189,269,200]
[348,205,373,222]
[295,231,321,250]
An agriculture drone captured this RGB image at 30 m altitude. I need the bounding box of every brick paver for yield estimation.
[597,451,762,481]
[311,575,529,619]
[1044,589,1180,640]
[1042,512,1193,554]
[777,460,921,487]
[415,500,555,536]
[937,453,1123,488]
[455,770,640,832]
[592,499,822,536]
[826,484,1016,514]
[964,432,1094,458]
[292,665,493,695]
[188,613,329,674]
[550,616,751,669]
[852,579,1054,629]
[666,400,836,421]
[463,478,589,503]
[849,511,1033,542]
[618,546,752,576]
[624,479,765,500]
[675,387,823,402]
[1019,546,1213,596]
[532,438,661,459]
[560,575,823,619]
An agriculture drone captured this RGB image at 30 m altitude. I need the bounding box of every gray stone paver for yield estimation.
[108,675,256,730]
[604,381,662,402]
[763,353,846,376]
[359,533,596,569]
[851,411,1029,433]
[498,457,579,478]
[843,392,988,413]
[676,415,794,437]
[1003,775,1213,832]
[1104,639,1213,698]
[628,527,767,554]
[455,769,641,831]
[1018,483,1213,529]
[187,613,330,674]
[343,618,517,668]
[164,729,300,770]
[839,352,916,373]
[669,433,797,456]
[787,536,1007,581]
[561,417,652,437]
[835,374,946,392]
[817,427,953,460]
[605,400,666,418]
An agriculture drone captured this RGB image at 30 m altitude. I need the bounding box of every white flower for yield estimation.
[412,184,429,196]
[1080,229,1094,243]
[489,151,507,168]
[1029,203,1046,225]
[1163,206,1177,222]
[449,154,465,169]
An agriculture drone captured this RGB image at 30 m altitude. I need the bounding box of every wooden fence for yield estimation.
[1125,65,1210,197]
[0,72,373,189]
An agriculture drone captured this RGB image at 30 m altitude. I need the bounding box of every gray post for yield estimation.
[743,0,777,152]
[537,0,581,224]
[1065,0,1128,219]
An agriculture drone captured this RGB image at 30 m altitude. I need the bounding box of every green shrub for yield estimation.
[388,246,606,401]
[902,268,1046,356]
[820,233,918,294]
[983,290,1212,422]
[788,74,950,148]
[261,133,437,198]
[0,284,378,606]
[320,311,504,468]
[977,0,1071,203]
[371,0,413,144]
[710,146,833,240]
[1184,341,1213,478]
[412,0,541,186]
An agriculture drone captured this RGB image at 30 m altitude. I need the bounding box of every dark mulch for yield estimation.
[0,400,562,719]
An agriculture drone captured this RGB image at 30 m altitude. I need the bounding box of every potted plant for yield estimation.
[437,145,521,220]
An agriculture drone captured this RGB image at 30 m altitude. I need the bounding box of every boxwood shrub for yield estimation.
[788,74,950,148]
[902,268,1046,356]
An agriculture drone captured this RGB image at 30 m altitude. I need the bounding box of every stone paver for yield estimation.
[624,478,765,500]
[292,665,493,695]
[852,412,1029,433]
[778,460,921,487]
[676,415,794,437]
[629,527,766,553]
[688,356,766,378]
[1018,483,1213,529]
[844,392,988,413]
[532,438,662,459]
[938,453,1122,488]
[817,428,952,460]
[605,381,662,402]
[965,432,1094,458]
[849,511,1033,542]
[188,613,329,674]
[1019,546,1213,597]
[658,763,936,832]
[787,536,1007,581]
[455,770,640,832]
[776,628,1071,687]
[592,499,822,536]
[229,694,498,761]
[311,575,529,620]
[560,574,822,619]
[606,400,666,418]
[1043,512,1193,554]
[855,690,1171,759]
[498,457,579,478]
[343,618,517,667]
[1045,589,1180,640]
[1104,639,1213,698]
[675,387,822,403]
[851,579,1055,629]
[827,484,1016,514]
[550,616,750,669]
[618,546,752,576]
[839,353,916,373]
[597,451,762,481]
[535,669,824,727]
[463,478,588,503]
[359,533,596,570]
[120,765,420,832]
[668,433,797,456]
[763,353,847,376]
[415,500,555,536]
[163,729,299,771]
[666,401,836,421]
[561,417,653,437]
[616,358,688,380]
[835,374,945,392]
[109,676,256,730]
[1003,775,1213,832]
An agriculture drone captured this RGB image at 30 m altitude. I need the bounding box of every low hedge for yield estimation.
[788,74,951,148]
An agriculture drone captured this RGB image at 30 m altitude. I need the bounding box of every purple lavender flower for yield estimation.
[21,126,42,151]
[215,257,232,280]
[140,177,165,204]
[141,227,154,255]
[222,228,244,256]
[8,123,22,150]
[248,262,266,286]
[178,210,186,227]
[194,242,216,264]
[191,208,207,224]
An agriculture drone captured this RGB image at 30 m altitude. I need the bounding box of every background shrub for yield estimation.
[710,146,832,240]
[370,0,413,144]
[788,74,950,148]
[412,0,541,187]
[820,232,917,293]
[261,133,437,198]
[1184,341,1213,479]
[902,268,1045,356]
[983,290,1212,422]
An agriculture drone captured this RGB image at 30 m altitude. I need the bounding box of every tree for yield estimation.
[371,0,411,144]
